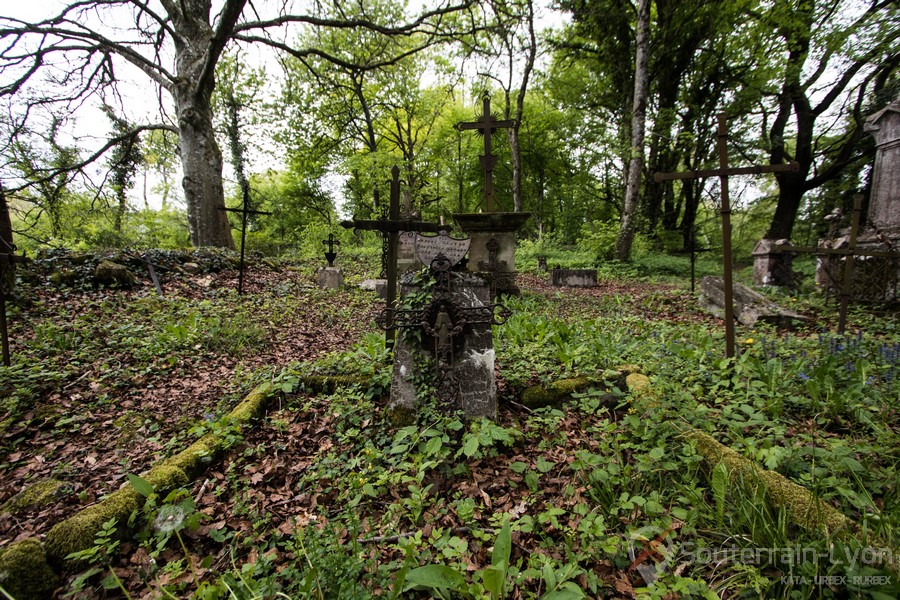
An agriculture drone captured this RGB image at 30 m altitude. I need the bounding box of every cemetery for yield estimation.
[0,1,898,599]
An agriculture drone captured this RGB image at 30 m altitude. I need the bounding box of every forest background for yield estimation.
[0,0,897,265]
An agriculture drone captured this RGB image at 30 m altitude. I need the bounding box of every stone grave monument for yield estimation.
[316,233,344,290]
[816,102,900,301]
[453,93,530,297]
[377,230,510,420]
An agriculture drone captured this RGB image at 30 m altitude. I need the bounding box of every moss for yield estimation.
[298,375,369,395]
[684,429,854,536]
[227,382,274,422]
[44,487,142,564]
[1,478,67,515]
[387,404,417,427]
[0,538,58,600]
[626,373,652,395]
[161,434,222,479]
[142,464,189,491]
[49,269,77,287]
[521,377,594,409]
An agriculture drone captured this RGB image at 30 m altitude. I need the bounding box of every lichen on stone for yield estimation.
[0,538,58,600]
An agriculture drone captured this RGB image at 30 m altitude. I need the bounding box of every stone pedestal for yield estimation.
[316,267,344,290]
[815,102,900,302]
[452,212,530,296]
[397,231,423,274]
[752,238,795,286]
[389,271,496,420]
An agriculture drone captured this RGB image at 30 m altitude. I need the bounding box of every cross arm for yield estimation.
[220,207,272,216]
[340,219,444,233]
[457,119,516,131]
[654,161,800,182]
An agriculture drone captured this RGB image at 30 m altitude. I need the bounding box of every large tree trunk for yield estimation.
[173,0,238,249]
[176,88,235,248]
[615,0,651,261]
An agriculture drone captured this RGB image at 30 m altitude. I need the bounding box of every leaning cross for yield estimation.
[655,113,799,359]
[219,182,271,295]
[341,165,444,348]
[457,93,516,212]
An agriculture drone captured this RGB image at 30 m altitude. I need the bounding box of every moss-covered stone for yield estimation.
[625,373,652,395]
[0,538,58,600]
[227,383,274,421]
[297,375,369,395]
[685,429,854,536]
[49,269,77,287]
[92,260,137,288]
[521,377,595,409]
[44,486,142,565]
[1,479,67,515]
[160,434,222,479]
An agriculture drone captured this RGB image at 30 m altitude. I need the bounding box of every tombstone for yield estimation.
[317,233,344,290]
[550,268,598,288]
[379,231,509,421]
[816,102,900,302]
[397,231,422,274]
[752,238,794,286]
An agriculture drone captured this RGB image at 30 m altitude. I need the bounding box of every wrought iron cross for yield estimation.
[341,166,444,348]
[322,233,340,267]
[655,113,800,359]
[457,93,516,212]
[219,182,271,295]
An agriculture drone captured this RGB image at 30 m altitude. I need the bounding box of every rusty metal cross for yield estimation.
[457,93,516,212]
[655,113,799,359]
[341,166,444,348]
[322,233,340,267]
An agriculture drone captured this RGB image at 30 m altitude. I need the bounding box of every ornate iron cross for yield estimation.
[322,233,340,267]
[457,93,516,212]
[375,254,510,408]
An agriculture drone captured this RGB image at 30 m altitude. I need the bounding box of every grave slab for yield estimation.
[550,268,598,288]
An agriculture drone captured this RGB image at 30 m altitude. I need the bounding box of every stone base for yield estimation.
[452,212,530,297]
[317,267,344,290]
[389,271,496,420]
[550,268,597,288]
[752,238,794,286]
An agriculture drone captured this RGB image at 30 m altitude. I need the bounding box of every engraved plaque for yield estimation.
[415,230,470,267]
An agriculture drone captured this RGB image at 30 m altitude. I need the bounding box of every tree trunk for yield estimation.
[172,0,238,249]
[615,0,651,261]
[176,87,234,248]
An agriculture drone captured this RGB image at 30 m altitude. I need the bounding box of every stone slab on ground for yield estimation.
[700,275,809,327]
[550,268,598,288]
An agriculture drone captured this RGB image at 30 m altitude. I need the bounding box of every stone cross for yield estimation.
[322,233,340,267]
[341,166,443,348]
[457,93,516,212]
[655,113,799,359]
[219,182,270,295]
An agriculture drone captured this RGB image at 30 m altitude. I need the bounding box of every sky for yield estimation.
[2,0,570,212]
